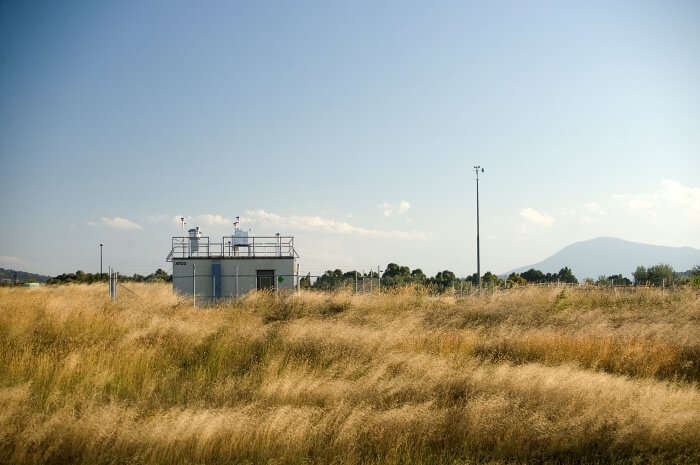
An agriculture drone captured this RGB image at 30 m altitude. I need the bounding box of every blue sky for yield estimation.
[1,1,698,277]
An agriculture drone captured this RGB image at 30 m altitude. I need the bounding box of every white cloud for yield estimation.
[578,202,607,224]
[377,202,393,217]
[558,203,607,225]
[167,214,232,228]
[377,200,411,216]
[171,215,191,226]
[660,179,700,218]
[198,214,232,226]
[613,193,657,211]
[519,208,555,227]
[583,202,605,215]
[91,217,143,230]
[243,209,427,240]
[0,255,25,266]
[613,179,700,221]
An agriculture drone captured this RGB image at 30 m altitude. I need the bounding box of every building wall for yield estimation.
[172,257,296,300]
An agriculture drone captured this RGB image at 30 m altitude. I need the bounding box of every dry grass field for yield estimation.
[1,284,699,464]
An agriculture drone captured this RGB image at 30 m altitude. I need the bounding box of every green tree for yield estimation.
[607,274,631,286]
[647,264,674,287]
[410,268,426,283]
[481,271,502,287]
[381,263,412,287]
[557,267,578,284]
[145,268,171,282]
[690,266,700,288]
[300,273,312,289]
[521,269,544,283]
[507,272,527,286]
[633,266,648,285]
[428,270,456,293]
[313,269,348,290]
[464,272,479,285]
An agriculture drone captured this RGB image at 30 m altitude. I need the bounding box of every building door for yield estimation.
[256,270,275,290]
[211,263,222,299]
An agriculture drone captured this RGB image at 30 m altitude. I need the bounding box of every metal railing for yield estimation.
[167,235,298,260]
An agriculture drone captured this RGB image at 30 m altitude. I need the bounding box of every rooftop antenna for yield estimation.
[234,216,240,230]
[180,217,186,233]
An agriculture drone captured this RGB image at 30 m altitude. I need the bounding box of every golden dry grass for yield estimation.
[1,284,699,464]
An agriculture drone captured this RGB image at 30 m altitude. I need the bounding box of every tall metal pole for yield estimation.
[474,166,484,290]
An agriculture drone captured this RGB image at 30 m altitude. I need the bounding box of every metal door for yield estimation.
[256,270,275,290]
[212,263,222,298]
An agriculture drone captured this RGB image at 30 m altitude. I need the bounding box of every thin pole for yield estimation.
[193,263,196,308]
[377,265,381,292]
[475,166,482,291]
[236,265,239,298]
[99,244,103,278]
[355,271,358,294]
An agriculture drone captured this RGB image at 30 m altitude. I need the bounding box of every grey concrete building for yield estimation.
[167,222,298,302]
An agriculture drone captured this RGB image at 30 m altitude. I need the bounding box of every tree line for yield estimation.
[46,269,172,285]
[306,263,700,292]
[14,263,700,290]
[306,264,580,293]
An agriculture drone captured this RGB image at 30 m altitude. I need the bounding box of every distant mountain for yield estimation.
[506,237,700,280]
[0,267,51,283]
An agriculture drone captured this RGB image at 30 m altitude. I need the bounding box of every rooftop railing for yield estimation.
[167,235,298,261]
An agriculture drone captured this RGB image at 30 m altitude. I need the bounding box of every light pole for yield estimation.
[474,166,484,290]
[99,243,103,278]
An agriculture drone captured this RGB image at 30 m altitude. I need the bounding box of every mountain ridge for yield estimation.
[0,267,51,283]
[505,237,700,280]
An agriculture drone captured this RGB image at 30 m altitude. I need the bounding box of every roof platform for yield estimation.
[167,235,298,262]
